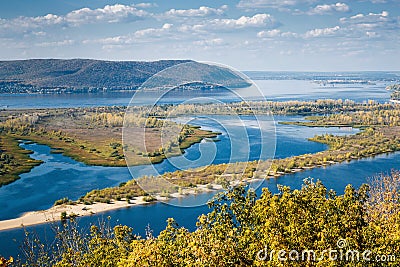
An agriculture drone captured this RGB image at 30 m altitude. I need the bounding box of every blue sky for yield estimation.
[0,0,399,71]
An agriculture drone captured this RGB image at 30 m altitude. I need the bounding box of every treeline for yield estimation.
[386,84,400,101]
[6,172,400,266]
[74,161,258,204]
[125,99,398,117]
[80,180,145,205]
[287,109,400,127]
[270,127,400,173]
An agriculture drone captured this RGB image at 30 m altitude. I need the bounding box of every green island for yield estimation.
[0,106,219,186]
[0,135,42,186]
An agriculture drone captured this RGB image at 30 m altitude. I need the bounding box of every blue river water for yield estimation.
[0,115,357,220]
[0,115,362,257]
[0,79,392,109]
[1,144,399,258]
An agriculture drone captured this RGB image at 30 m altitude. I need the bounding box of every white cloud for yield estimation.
[365,31,380,38]
[237,0,317,9]
[0,14,65,34]
[65,4,148,25]
[88,13,277,46]
[32,31,47,37]
[182,14,277,32]
[0,4,149,36]
[88,23,177,45]
[257,29,299,38]
[308,3,350,15]
[88,12,277,48]
[217,14,274,28]
[164,6,226,18]
[305,26,341,37]
[36,39,75,47]
[193,38,224,46]
[257,29,281,37]
[134,23,173,38]
[341,10,389,23]
[135,3,158,8]
[340,11,398,31]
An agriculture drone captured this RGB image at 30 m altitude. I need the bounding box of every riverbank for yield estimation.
[0,199,142,231]
[0,183,225,231]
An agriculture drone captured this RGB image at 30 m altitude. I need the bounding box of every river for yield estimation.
[0,79,392,109]
[0,115,362,257]
[0,77,397,258]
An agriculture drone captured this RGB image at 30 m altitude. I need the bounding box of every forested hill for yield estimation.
[0,59,189,93]
[0,59,249,93]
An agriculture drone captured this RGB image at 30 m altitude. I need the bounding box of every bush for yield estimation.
[54,197,71,206]
[142,195,156,202]
[60,211,67,220]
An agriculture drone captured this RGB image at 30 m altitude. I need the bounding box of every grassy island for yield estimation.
[0,106,219,186]
[0,135,42,186]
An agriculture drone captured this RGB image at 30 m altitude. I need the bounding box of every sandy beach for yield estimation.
[0,168,333,232]
[0,183,226,232]
[0,197,147,231]
[0,160,342,232]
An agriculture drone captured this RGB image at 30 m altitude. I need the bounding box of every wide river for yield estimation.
[0,79,392,109]
[0,78,397,258]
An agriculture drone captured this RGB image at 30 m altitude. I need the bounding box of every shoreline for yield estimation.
[1,150,399,232]
[0,198,145,231]
[0,183,226,232]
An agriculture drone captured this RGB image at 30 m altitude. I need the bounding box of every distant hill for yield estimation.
[0,59,249,93]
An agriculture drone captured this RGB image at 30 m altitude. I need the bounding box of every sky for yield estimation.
[0,0,399,71]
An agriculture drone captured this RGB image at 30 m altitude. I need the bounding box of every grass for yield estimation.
[0,135,42,186]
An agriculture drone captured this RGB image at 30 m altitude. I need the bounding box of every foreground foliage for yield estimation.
[6,171,400,266]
